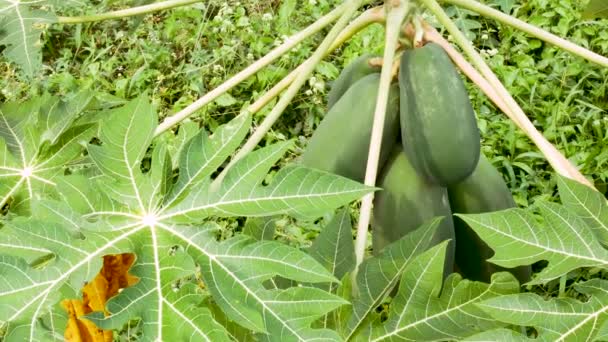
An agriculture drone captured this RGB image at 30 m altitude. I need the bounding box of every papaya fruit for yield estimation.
[301,73,400,183]
[398,42,481,185]
[327,54,382,109]
[448,154,531,283]
[372,145,455,279]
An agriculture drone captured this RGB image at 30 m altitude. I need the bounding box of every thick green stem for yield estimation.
[420,0,594,188]
[247,6,385,115]
[353,0,412,288]
[152,5,347,137]
[211,0,365,188]
[441,0,608,68]
[57,0,201,24]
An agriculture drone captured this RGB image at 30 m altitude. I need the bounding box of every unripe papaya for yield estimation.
[301,73,400,183]
[372,145,455,278]
[448,154,531,283]
[327,54,382,109]
[398,43,481,185]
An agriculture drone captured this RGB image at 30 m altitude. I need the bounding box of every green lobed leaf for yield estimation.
[558,175,608,246]
[87,93,157,211]
[344,218,442,340]
[458,200,608,284]
[164,142,374,221]
[38,90,96,145]
[1,95,373,340]
[363,242,520,341]
[0,219,122,341]
[463,328,530,341]
[160,283,233,342]
[0,95,95,215]
[165,112,250,208]
[478,278,608,341]
[0,0,56,77]
[243,216,277,241]
[307,207,356,330]
[308,207,356,283]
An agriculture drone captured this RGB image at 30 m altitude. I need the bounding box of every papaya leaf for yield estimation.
[0,94,95,215]
[243,216,277,241]
[463,328,530,341]
[362,243,520,341]
[344,218,442,340]
[558,176,608,246]
[458,200,608,284]
[308,207,356,285]
[582,0,608,19]
[478,279,608,341]
[0,95,373,340]
[308,207,356,329]
[0,0,55,77]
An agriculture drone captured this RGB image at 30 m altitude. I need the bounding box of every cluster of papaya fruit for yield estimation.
[301,43,530,283]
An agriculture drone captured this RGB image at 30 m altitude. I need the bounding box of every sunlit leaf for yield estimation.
[478,279,608,341]
[309,207,356,283]
[0,0,55,76]
[464,328,529,341]
[458,201,608,284]
[363,243,519,341]
[558,176,608,246]
[243,216,277,241]
[0,95,95,215]
[0,95,373,340]
[344,218,442,340]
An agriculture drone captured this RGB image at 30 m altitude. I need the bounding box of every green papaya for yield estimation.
[398,42,481,186]
[301,73,400,183]
[448,154,531,283]
[327,54,382,109]
[372,145,455,278]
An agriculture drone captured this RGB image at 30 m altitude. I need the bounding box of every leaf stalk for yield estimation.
[211,0,366,188]
[57,0,202,24]
[152,4,347,137]
[353,0,413,283]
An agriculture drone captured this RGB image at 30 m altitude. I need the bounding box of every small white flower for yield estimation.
[313,80,325,92]
[262,13,273,21]
[246,53,254,60]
